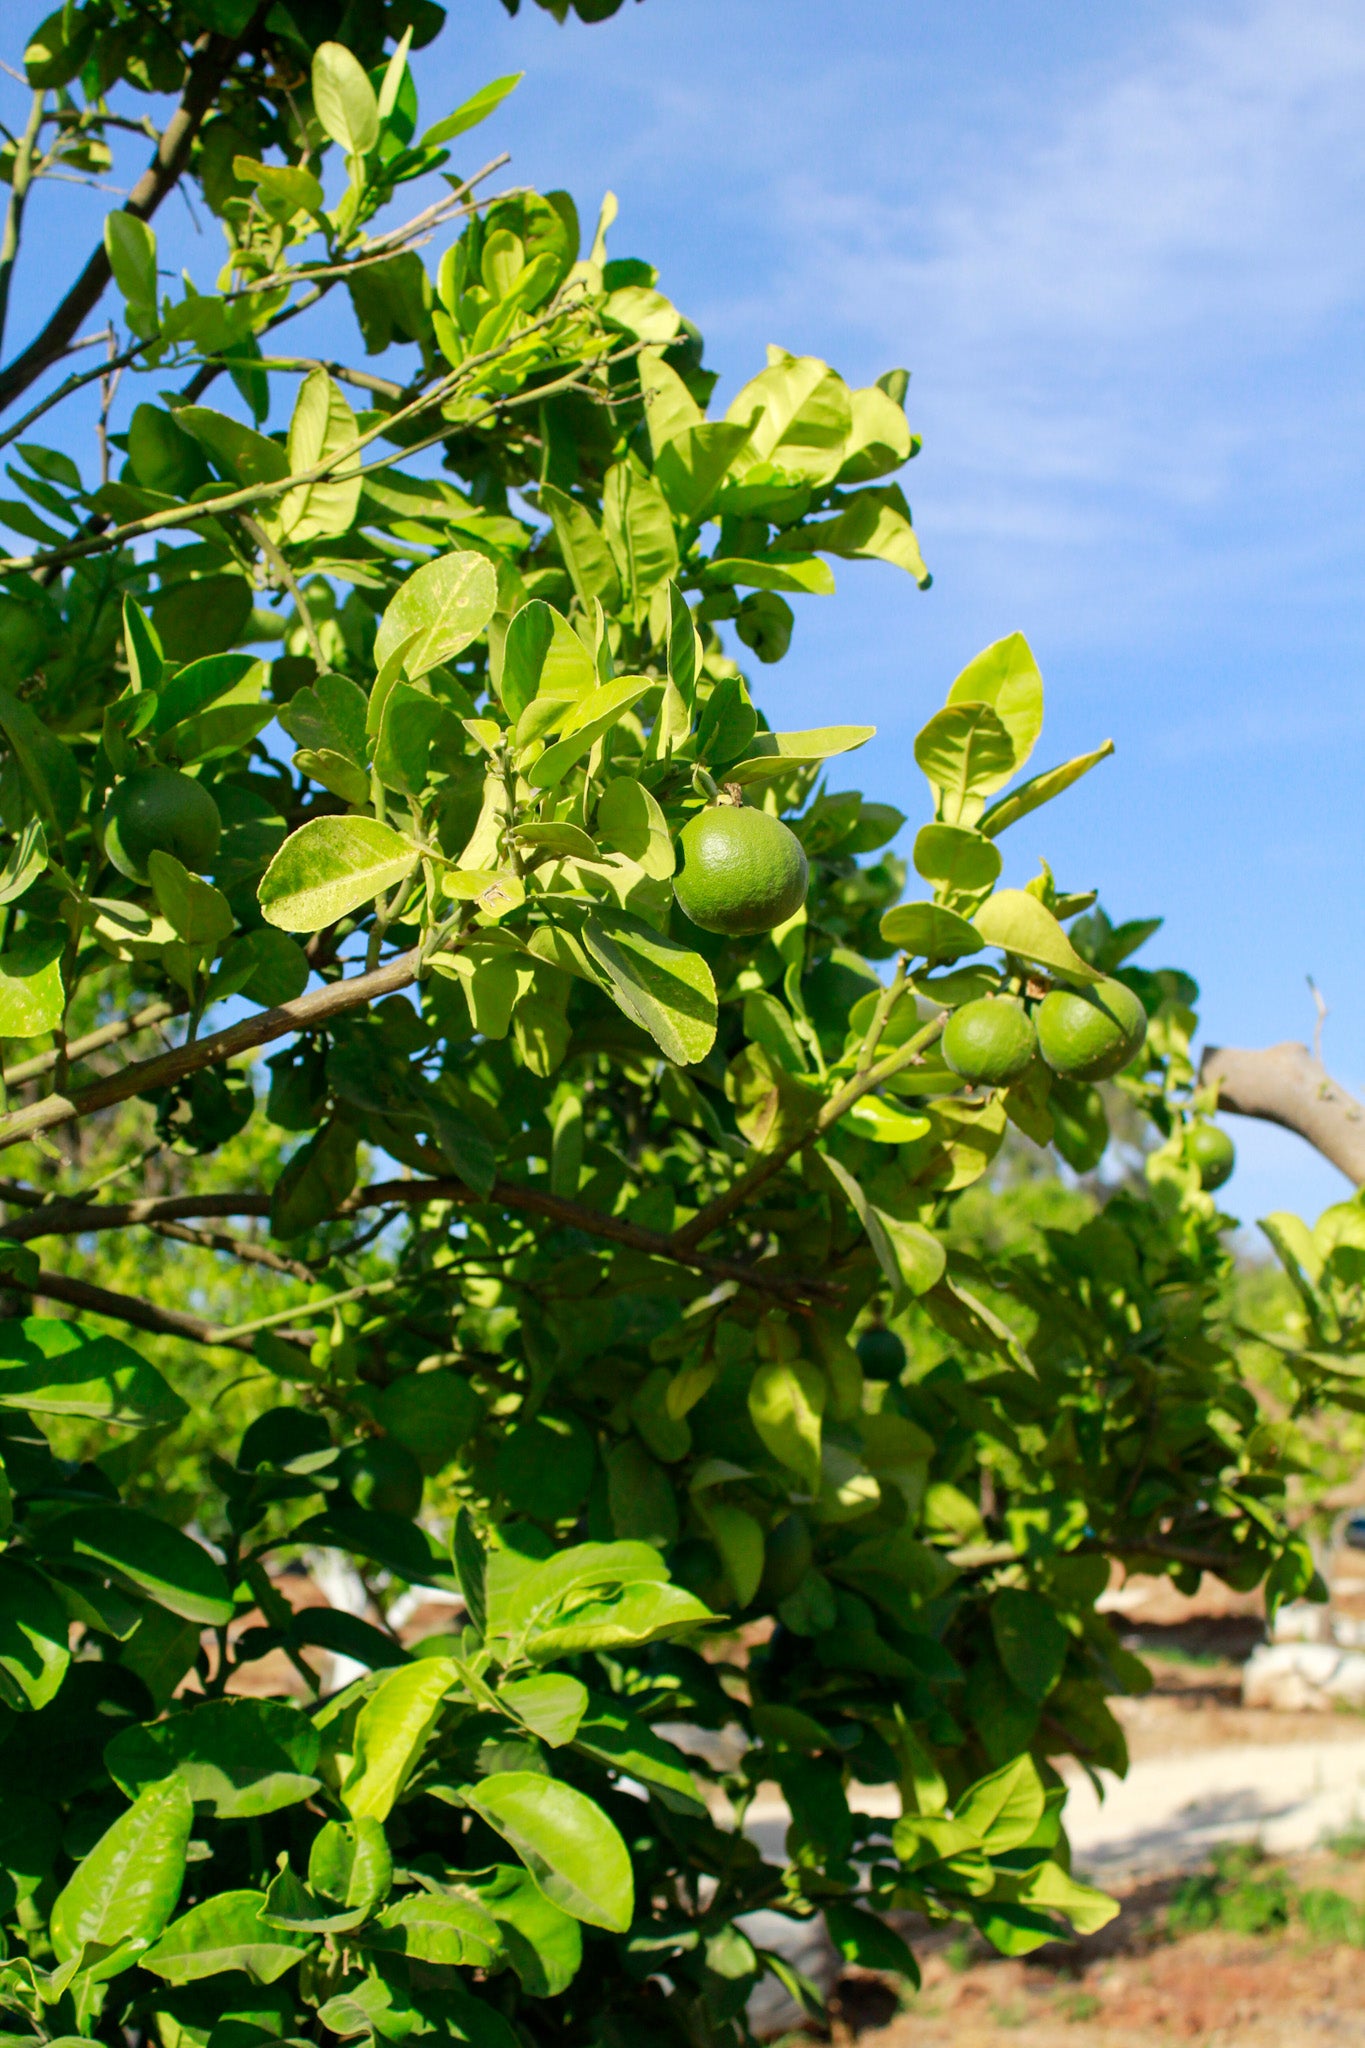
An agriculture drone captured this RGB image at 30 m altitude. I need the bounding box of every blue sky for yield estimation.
[4,0,1363,1226]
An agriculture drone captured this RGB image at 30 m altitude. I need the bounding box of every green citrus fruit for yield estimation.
[856,1325,906,1380]
[337,1438,424,1520]
[942,997,1037,1086]
[1036,978,1146,1082]
[760,1512,813,1603]
[673,803,809,937]
[1188,1122,1235,1191]
[103,767,221,882]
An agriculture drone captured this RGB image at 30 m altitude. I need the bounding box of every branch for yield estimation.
[2,999,179,1089]
[0,21,256,415]
[146,1218,316,1285]
[1200,1040,1365,1185]
[0,950,421,1156]
[27,1266,261,1352]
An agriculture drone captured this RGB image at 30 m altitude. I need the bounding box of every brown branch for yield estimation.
[0,20,260,416]
[671,1009,949,1256]
[1201,1041,1365,1185]
[2,999,179,1089]
[146,1218,316,1284]
[28,1266,262,1352]
[0,950,421,1157]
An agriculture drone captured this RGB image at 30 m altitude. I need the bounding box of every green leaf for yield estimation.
[821,1152,945,1309]
[725,352,853,483]
[703,553,835,596]
[878,900,982,963]
[154,652,258,733]
[748,1358,824,1491]
[0,1318,185,1426]
[0,684,80,834]
[913,823,1002,898]
[104,212,156,314]
[603,461,678,613]
[270,1115,358,1239]
[33,1506,235,1624]
[581,912,717,1066]
[279,370,361,542]
[123,595,163,695]
[142,1889,310,1985]
[369,1892,501,1967]
[839,1097,932,1145]
[178,407,290,489]
[530,1579,712,1661]
[374,551,499,681]
[498,599,595,721]
[915,702,1015,826]
[0,930,64,1037]
[654,423,753,520]
[954,1755,1046,1851]
[728,724,875,785]
[459,1865,582,1997]
[501,1673,588,1746]
[464,1771,634,1932]
[990,1588,1068,1702]
[979,741,1116,839]
[233,155,323,220]
[149,852,234,945]
[946,634,1044,784]
[971,891,1099,982]
[104,1699,321,1819]
[0,816,48,905]
[312,41,380,156]
[420,72,523,148]
[795,484,930,588]
[258,816,415,933]
[0,1560,69,1710]
[538,485,622,613]
[309,1817,392,1922]
[1012,1858,1119,1936]
[824,1902,920,1982]
[486,1539,665,1647]
[527,677,651,790]
[574,1699,705,1814]
[342,1658,458,1821]
[50,1777,191,1969]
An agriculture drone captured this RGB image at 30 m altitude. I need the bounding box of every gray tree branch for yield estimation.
[1200,1040,1365,1185]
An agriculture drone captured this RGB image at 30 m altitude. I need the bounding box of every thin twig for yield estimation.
[147,1218,317,1285]
[1,999,179,1088]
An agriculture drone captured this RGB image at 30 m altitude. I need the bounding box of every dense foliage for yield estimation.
[0,8,1325,2048]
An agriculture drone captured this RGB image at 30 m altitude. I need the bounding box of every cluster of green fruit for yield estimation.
[943,980,1145,1089]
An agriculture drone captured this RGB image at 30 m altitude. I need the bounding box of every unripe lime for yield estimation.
[673,804,809,937]
[1188,1121,1235,1190]
[337,1437,424,1520]
[856,1325,906,1380]
[103,767,221,882]
[1036,978,1146,1082]
[942,997,1037,1086]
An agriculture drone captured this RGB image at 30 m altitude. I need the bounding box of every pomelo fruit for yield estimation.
[856,1324,906,1380]
[942,997,1037,1086]
[1035,977,1146,1082]
[337,1437,424,1519]
[103,766,221,882]
[673,803,808,937]
[1188,1121,1235,1191]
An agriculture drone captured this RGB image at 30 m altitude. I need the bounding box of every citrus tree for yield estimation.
[0,6,1320,2046]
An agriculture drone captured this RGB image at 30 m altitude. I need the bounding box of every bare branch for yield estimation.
[146,1218,317,1285]
[28,1266,261,1352]
[1201,1040,1365,1185]
[2,1000,179,1089]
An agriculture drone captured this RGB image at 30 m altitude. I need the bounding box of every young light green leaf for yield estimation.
[369,1892,501,1968]
[527,678,650,790]
[946,633,1044,783]
[0,931,64,1038]
[878,901,982,962]
[527,1580,713,1661]
[915,702,1015,825]
[954,1755,1046,1852]
[420,72,523,149]
[279,370,361,542]
[538,485,622,613]
[50,1776,192,1967]
[581,911,717,1066]
[258,816,416,933]
[979,741,1116,839]
[104,212,156,314]
[341,1658,458,1821]
[142,1889,310,1985]
[501,1673,588,1747]
[594,777,675,878]
[312,41,380,157]
[913,823,1002,897]
[748,1358,824,1491]
[727,724,874,785]
[971,890,1099,982]
[374,550,499,680]
[123,595,163,695]
[464,1771,634,1932]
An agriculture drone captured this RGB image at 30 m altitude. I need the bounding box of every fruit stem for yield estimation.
[857,954,909,1074]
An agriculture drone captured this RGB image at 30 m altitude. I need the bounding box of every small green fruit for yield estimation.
[760,1512,813,1604]
[103,767,221,883]
[856,1325,906,1381]
[1036,977,1146,1082]
[942,997,1037,1086]
[1188,1122,1235,1191]
[673,803,809,937]
[337,1438,424,1520]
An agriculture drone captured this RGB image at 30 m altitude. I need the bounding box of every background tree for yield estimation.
[0,7,1332,2048]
